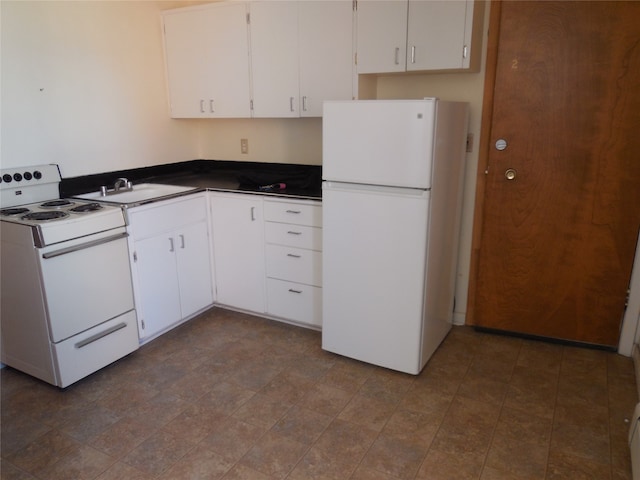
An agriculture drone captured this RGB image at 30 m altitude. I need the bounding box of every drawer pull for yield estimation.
[288,288,303,294]
[286,209,301,214]
[287,253,301,258]
[287,231,302,235]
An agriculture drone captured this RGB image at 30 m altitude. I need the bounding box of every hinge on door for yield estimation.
[626,288,631,309]
[353,0,357,11]
[463,45,469,59]
[250,99,254,111]
[354,52,358,65]
[133,251,137,262]
[141,319,145,330]
[246,12,250,24]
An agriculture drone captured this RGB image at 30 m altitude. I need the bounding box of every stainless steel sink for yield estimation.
[74,183,198,205]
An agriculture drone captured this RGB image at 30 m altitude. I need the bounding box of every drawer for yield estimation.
[265,244,322,287]
[265,222,322,251]
[266,278,322,328]
[264,199,322,227]
[53,310,139,388]
[128,194,207,240]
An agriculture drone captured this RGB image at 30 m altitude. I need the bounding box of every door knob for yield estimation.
[505,168,517,180]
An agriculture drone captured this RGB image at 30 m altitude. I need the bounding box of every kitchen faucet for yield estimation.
[113,178,133,191]
[100,177,133,196]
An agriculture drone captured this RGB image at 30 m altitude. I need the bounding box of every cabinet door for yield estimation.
[406,0,468,71]
[176,221,214,319]
[249,2,299,117]
[163,3,251,118]
[134,234,181,340]
[356,0,408,74]
[210,194,266,313]
[298,1,354,117]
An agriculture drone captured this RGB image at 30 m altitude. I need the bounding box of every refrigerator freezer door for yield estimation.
[321,181,430,374]
[322,99,437,189]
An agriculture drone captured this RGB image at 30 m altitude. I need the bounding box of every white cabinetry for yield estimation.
[128,194,214,342]
[356,0,483,74]
[249,1,354,118]
[209,193,266,313]
[298,1,355,116]
[264,198,322,327]
[162,3,251,118]
[249,2,299,118]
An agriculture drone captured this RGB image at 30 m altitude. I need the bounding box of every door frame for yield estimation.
[466,1,640,355]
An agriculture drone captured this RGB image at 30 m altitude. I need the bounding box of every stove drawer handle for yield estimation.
[42,232,129,259]
[75,322,128,349]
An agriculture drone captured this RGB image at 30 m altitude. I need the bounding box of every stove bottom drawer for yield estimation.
[52,310,139,388]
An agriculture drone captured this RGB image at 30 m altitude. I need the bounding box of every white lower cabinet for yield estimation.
[264,198,322,328]
[209,192,266,314]
[128,194,214,342]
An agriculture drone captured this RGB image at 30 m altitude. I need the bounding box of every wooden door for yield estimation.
[468,1,640,347]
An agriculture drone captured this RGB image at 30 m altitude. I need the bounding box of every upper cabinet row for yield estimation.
[161,0,484,118]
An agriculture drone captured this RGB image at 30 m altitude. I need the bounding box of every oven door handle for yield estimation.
[75,321,128,349]
[42,232,129,259]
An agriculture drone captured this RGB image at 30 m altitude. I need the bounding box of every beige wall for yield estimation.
[1,1,201,178]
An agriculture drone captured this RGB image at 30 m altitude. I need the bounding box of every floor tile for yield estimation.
[1,311,635,480]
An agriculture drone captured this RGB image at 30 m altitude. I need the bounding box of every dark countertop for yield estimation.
[60,160,322,201]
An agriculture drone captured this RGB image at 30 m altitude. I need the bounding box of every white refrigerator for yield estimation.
[321,99,469,374]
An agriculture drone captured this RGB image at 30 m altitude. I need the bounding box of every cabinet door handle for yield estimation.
[210,100,215,113]
[286,209,301,214]
[287,231,302,235]
[250,206,256,221]
[288,288,302,294]
[463,45,469,59]
[179,234,185,249]
[169,237,174,252]
[289,97,295,112]
[411,46,416,64]
[287,253,301,258]
[200,100,205,113]
[394,47,400,65]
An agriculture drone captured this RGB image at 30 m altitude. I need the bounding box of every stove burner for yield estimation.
[40,199,73,208]
[1,207,30,216]
[21,211,69,221]
[69,202,103,213]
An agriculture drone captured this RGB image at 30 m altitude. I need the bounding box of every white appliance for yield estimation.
[321,99,468,374]
[0,164,139,387]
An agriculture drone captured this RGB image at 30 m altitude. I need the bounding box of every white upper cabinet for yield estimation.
[162,1,353,118]
[356,0,483,74]
[249,2,300,118]
[355,0,408,74]
[298,1,355,117]
[249,0,354,118]
[162,3,251,118]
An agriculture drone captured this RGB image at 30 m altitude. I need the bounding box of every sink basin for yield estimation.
[74,183,198,205]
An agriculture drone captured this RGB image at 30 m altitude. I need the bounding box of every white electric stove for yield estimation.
[0,164,139,387]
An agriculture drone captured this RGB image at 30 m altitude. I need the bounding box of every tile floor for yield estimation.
[1,307,637,480]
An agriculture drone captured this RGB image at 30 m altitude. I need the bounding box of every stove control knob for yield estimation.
[2,174,12,183]
[23,172,33,181]
[13,173,23,182]
[33,170,42,180]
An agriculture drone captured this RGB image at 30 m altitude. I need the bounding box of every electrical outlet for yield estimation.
[240,138,249,154]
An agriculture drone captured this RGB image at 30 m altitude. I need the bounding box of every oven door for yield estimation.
[38,227,135,343]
